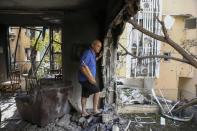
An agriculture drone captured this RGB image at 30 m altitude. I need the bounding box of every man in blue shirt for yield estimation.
[78,40,102,117]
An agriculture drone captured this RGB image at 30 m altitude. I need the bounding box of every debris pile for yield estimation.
[1,95,197,130]
[151,88,194,122]
[69,104,131,131]
[118,88,150,105]
[16,104,131,131]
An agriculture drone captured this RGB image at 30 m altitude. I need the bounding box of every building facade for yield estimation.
[155,0,197,100]
[117,0,197,101]
[9,27,32,73]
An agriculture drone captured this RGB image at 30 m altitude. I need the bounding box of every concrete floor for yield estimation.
[1,96,197,130]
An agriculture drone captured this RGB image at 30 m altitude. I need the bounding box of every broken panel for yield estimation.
[130,0,162,78]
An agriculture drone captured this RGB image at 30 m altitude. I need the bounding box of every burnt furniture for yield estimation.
[1,71,22,95]
[15,78,72,126]
[24,76,38,95]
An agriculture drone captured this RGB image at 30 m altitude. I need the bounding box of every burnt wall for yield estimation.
[62,11,101,111]
[0,25,9,82]
[61,0,140,111]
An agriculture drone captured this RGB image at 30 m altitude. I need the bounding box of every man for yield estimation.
[78,40,102,117]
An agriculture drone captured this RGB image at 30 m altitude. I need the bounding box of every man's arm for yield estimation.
[80,66,96,84]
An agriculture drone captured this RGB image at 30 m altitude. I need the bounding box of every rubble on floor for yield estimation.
[1,96,197,130]
[118,88,151,105]
[151,88,194,122]
[1,101,131,131]
[68,104,131,131]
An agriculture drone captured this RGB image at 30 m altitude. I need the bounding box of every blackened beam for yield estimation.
[35,44,50,75]
[30,30,42,76]
[14,27,21,70]
[24,27,42,32]
[11,27,42,32]
[53,40,62,45]
[50,28,55,70]
[31,30,42,55]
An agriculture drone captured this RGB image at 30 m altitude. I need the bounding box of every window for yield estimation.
[163,52,171,62]
[185,18,197,29]
[25,48,31,61]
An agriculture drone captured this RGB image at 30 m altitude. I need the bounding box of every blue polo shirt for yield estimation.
[78,48,96,82]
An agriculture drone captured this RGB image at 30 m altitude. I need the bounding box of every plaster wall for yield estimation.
[154,16,188,101]
[179,69,197,100]
[116,23,129,77]
[163,0,197,17]
[155,8,197,100]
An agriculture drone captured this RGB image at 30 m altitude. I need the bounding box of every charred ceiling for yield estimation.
[0,0,140,28]
[109,0,140,46]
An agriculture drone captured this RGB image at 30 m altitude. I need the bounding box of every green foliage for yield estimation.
[30,30,62,78]
[53,32,61,52]
[30,31,61,52]
[53,32,62,69]
[30,32,49,51]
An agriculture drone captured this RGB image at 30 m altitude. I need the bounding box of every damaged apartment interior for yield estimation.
[1,0,197,130]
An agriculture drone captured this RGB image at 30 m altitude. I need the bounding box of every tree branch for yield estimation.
[53,40,62,45]
[128,19,167,42]
[156,17,169,39]
[14,27,21,70]
[118,43,190,64]
[127,19,197,68]
[191,53,197,60]
[172,98,197,113]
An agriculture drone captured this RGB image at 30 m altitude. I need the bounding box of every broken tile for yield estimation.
[97,124,106,131]
[56,114,71,127]
[78,117,86,125]
[160,117,165,125]
[71,112,81,122]
[102,113,114,123]
[112,124,119,131]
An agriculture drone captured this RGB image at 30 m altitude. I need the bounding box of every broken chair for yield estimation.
[24,76,38,95]
[0,71,22,95]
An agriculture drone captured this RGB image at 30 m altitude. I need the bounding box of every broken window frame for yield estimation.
[184,17,197,30]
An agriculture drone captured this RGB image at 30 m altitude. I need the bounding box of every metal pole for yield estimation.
[159,89,173,116]
[151,0,154,77]
[147,0,150,77]
[49,27,54,71]
[29,30,42,76]
[35,44,50,75]
[14,27,21,70]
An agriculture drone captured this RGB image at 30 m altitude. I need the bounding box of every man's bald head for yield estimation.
[91,40,102,53]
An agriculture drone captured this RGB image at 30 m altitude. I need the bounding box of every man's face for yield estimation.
[93,41,102,53]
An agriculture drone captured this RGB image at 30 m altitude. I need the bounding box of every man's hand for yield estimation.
[96,51,103,61]
[88,77,96,85]
[98,51,103,58]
